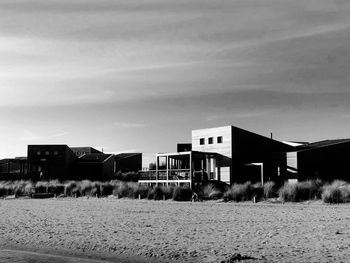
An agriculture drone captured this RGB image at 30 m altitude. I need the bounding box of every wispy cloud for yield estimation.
[19,130,69,141]
[114,122,147,129]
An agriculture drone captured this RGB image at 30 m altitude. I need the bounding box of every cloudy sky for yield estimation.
[1,0,350,165]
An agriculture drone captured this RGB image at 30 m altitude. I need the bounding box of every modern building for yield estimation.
[74,153,115,181]
[22,145,141,181]
[27,145,77,181]
[114,153,142,173]
[139,125,293,188]
[0,157,27,180]
[287,139,350,182]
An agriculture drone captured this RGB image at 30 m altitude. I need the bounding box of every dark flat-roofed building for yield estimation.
[75,153,115,181]
[290,139,350,182]
[27,145,77,181]
[115,153,142,173]
[0,157,27,180]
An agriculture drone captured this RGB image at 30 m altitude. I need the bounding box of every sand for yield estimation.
[0,198,349,263]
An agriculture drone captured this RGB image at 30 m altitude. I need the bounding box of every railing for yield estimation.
[139,169,191,181]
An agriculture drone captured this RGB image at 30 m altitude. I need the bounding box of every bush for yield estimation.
[201,183,224,200]
[100,182,113,196]
[172,187,192,201]
[263,181,278,199]
[133,184,149,199]
[279,180,323,202]
[322,181,350,203]
[224,182,254,202]
[79,180,92,196]
[35,181,49,193]
[64,181,77,196]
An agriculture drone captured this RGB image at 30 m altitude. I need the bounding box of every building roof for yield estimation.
[115,153,141,160]
[308,139,350,148]
[78,153,113,163]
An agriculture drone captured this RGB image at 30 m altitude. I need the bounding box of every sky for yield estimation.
[2,0,350,166]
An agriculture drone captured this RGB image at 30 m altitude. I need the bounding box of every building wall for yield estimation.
[192,126,232,184]
[27,145,77,181]
[115,153,142,173]
[192,126,232,158]
[297,142,350,182]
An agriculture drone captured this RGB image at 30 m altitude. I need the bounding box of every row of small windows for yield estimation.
[36,151,59,156]
[199,136,223,145]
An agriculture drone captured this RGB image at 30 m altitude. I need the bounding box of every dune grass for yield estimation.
[278,180,323,202]
[322,180,350,204]
[2,179,350,204]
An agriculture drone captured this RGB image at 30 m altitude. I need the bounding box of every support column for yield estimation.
[166,156,169,186]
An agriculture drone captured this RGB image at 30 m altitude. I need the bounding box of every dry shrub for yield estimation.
[35,181,50,193]
[279,180,323,202]
[79,180,92,196]
[224,182,255,202]
[64,181,77,196]
[201,184,224,200]
[113,181,130,198]
[322,181,350,204]
[263,181,278,199]
[47,180,64,195]
[148,186,164,200]
[133,184,149,199]
[100,182,113,196]
[90,182,101,196]
[172,187,192,201]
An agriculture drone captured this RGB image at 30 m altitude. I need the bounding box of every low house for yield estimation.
[287,139,350,182]
[0,157,27,180]
[115,153,142,173]
[27,145,77,181]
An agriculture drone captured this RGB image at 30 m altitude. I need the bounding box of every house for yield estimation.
[139,125,293,188]
[26,145,141,181]
[287,139,350,182]
[74,153,115,181]
[27,145,77,181]
[114,153,142,173]
[0,157,27,180]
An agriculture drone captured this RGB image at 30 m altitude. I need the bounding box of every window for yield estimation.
[36,151,41,156]
[45,151,50,155]
[208,137,213,144]
[217,136,223,143]
[200,138,205,145]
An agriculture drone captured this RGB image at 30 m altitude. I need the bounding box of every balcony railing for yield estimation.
[139,169,191,181]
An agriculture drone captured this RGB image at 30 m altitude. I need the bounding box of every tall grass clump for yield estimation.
[224,182,262,202]
[263,181,278,199]
[100,182,113,196]
[279,180,323,202]
[64,181,78,196]
[172,186,192,201]
[201,182,226,200]
[322,180,350,204]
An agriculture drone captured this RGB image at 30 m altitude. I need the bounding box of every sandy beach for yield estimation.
[0,198,349,263]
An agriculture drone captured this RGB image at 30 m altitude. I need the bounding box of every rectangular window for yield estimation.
[208,137,213,144]
[200,138,205,145]
[217,136,223,143]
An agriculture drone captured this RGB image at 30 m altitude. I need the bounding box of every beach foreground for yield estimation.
[0,198,349,263]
